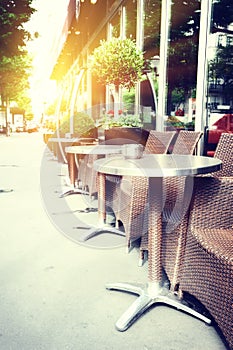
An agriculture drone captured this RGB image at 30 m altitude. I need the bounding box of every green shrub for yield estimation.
[165,116,185,128]
[60,112,96,136]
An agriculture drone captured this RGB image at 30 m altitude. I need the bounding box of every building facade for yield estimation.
[48,0,233,133]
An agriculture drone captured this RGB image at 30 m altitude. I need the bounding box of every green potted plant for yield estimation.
[90,37,144,89]
[99,111,148,145]
[59,111,97,138]
[165,115,185,131]
[90,37,144,114]
[54,112,97,163]
[184,120,195,131]
[90,38,147,145]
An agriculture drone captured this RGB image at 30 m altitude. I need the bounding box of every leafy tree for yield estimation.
[209,0,233,106]
[0,0,35,121]
[90,37,144,117]
[0,50,33,116]
[209,45,233,104]
[0,54,31,100]
[0,0,35,59]
[212,0,233,32]
[90,38,144,90]
[45,102,57,117]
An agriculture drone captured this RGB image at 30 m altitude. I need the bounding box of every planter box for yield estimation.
[104,127,149,146]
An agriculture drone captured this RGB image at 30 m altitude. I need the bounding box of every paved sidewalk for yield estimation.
[0,132,228,349]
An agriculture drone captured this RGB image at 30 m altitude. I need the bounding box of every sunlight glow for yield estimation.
[26,0,70,120]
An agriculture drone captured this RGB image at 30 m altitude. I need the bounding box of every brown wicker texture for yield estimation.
[144,130,176,154]
[81,153,104,197]
[109,131,176,252]
[172,130,203,155]
[212,133,233,177]
[179,176,233,350]
[84,151,123,199]
[139,131,203,266]
[76,155,88,189]
[65,139,98,190]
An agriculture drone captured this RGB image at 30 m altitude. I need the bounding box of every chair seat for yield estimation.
[192,227,233,261]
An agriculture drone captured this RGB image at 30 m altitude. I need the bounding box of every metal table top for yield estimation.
[94,154,222,177]
[65,144,122,155]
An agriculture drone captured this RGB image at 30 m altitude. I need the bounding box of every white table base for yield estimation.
[106,281,211,331]
[78,223,125,242]
[59,186,89,198]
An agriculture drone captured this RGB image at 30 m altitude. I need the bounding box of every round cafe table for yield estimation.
[61,144,122,198]
[93,153,222,331]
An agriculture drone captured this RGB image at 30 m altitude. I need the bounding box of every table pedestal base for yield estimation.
[0,188,13,193]
[59,174,89,198]
[78,224,125,242]
[106,281,211,331]
[59,187,89,198]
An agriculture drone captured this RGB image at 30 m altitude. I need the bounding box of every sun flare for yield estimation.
[26,0,70,119]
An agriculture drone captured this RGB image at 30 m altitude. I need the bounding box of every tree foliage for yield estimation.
[212,0,233,32]
[0,0,35,112]
[0,54,31,99]
[209,45,233,103]
[89,38,144,90]
[0,0,35,59]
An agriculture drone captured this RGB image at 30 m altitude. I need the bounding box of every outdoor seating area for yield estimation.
[45,129,233,349]
[2,0,233,348]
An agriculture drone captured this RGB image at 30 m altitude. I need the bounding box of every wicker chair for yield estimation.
[80,153,102,198]
[211,133,233,177]
[171,130,203,155]
[139,130,203,265]
[179,176,233,350]
[143,130,176,154]
[109,130,176,253]
[65,138,98,192]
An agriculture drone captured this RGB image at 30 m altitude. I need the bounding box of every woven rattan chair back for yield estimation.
[110,131,176,253]
[144,131,176,154]
[213,133,233,177]
[139,131,202,266]
[82,153,101,197]
[172,130,203,155]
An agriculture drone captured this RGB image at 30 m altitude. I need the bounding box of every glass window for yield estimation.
[218,34,224,47]
[139,1,161,126]
[166,0,201,121]
[124,0,137,39]
[207,0,233,123]
[143,0,161,60]
[109,11,121,38]
[226,35,233,46]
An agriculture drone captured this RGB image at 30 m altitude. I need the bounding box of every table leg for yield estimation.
[106,177,211,331]
[59,153,89,198]
[78,172,125,242]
